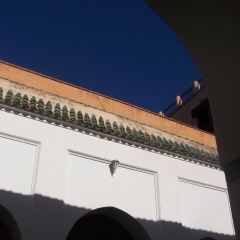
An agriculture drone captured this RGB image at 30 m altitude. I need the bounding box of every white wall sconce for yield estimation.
[109,160,119,176]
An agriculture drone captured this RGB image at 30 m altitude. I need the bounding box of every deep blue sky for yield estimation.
[0,1,201,113]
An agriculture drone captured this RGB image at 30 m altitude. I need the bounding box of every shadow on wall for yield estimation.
[0,189,235,240]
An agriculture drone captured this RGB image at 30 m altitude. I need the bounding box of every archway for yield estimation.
[0,204,21,240]
[0,219,12,240]
[144,1,240,238]
[66,207,151,240]
[200,238,216,240]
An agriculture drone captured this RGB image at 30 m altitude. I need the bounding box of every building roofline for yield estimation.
[0,60,217,149]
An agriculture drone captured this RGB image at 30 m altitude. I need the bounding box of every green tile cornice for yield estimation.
[5,90,13,103]
[76,110,83,123]
[45,101,53,115]
[91,115,97,128]
[54,103,61,118]
[37,99,45,113]
[13,92,21,107]
[29,96,37,111]
[119,124,127,137]
[0,88,219,166]
[70,108,76,121]
[106,119,113,132]
[98,116,105,130]
[126,126,133,138]
[22,94,29,109]
[62,106,69,120]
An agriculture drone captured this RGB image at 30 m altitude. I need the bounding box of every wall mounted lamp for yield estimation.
[109,160,119,176]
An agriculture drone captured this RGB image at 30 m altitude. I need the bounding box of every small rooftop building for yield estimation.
[161,79,214,133]
[0,61,235,240]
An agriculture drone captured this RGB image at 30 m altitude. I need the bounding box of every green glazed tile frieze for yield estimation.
[0,88,219,165]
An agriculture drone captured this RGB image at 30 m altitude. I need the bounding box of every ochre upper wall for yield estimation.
[0,61,217,149]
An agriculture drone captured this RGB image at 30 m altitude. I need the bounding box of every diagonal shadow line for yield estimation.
[0,189,235,240]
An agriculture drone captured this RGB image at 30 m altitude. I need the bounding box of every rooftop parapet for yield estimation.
[162,79,204,117]
[0,61,216,149]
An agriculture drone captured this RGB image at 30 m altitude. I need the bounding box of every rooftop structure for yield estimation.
[161,79,214,133]
[161,79,204,117]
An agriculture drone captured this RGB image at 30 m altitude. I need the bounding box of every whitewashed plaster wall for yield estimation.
[0,109,235,240]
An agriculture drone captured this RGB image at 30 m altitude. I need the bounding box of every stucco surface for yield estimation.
[0,61,217,149]
[0,77,217,156]
[0,109,234,240]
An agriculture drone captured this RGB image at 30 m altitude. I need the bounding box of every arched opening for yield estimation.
[143,2,240,237]
[0,204,21,240]
[200,238,216,240]
[0,219,13,240]
[66,207,151,240]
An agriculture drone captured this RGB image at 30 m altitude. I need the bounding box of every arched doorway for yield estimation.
[0,219,12,240]
[66,207,151,240]
[0,205,21,240]
[200,238,216,240]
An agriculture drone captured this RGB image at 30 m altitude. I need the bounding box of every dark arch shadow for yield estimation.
[66,207,151,240]
[200,238,216,240]
[0,204,22,240]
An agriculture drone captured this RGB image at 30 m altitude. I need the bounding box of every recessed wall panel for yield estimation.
[179,179,234,235]
[0,134,38,195]
[65,152,158,221]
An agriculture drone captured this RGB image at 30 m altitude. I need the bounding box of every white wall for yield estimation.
[0,133,39,239]
[179,179,234,238]
[0,108,235,240]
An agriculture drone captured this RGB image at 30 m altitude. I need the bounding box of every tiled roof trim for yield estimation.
[0,87,219,165]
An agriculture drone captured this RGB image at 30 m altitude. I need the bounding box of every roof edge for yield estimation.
[0,60,217,149]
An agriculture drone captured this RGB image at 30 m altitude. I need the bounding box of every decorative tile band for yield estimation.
[0,87,219,165]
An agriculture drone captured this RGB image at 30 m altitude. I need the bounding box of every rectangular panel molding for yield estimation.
[178,177,234,236]
[65,150,161,239]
